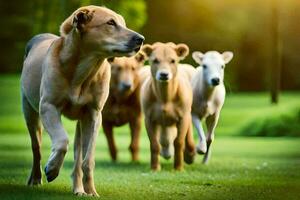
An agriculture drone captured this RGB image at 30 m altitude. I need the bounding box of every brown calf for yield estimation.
[141,42,196,171]
[102,52,147,162]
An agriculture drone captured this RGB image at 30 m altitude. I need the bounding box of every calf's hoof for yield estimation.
[151,165,161,172]
[174,165,184,171]
[184,150,195,164]
[160,146,173,160]
[196,142,207,154]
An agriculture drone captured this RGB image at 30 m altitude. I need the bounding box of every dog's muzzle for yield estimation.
[127,33,145,53]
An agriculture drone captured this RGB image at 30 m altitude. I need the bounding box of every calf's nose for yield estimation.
[120,82,132,91]
[211,78,220,86]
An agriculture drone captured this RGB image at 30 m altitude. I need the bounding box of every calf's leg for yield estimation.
[129,115,142,162]
[203,114,219,164]
[102,122,117,161]
[192,114,207,154]
[145,118,160,171]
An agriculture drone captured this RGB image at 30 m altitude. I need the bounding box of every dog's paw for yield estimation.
[27,174,42,186]
[74,191,88,196]
[44,165,59,182]
[44,150,66,182]
[87,191,99,197]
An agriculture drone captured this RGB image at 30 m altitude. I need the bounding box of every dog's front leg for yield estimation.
[80,109,101,197]
[40,102,69,182]
[72,122,86,196]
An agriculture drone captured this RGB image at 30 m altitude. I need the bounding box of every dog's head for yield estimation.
[192,51,233,87]
[108,52,147,95]
[60,6,144,57]
[141,42,189,82]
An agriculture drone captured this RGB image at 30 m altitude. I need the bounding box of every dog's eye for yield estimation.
[221,65,225,69]
[170,59,176,64]
[107,19,117,26]
[117,66,122,71]
[132,66,135,71]
[153,58,159,64]
[203,64,207,69]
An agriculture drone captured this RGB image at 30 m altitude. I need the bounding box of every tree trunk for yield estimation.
[270,0,282,104]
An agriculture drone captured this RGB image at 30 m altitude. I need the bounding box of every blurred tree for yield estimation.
[270,0,282,104]
[0,0,299,92]
[100,0,147,30]
[0,0,146,73]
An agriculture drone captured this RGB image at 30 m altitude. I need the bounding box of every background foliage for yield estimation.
[0,0,299,92]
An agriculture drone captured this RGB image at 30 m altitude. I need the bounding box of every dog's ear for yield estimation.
[60,8,94,36]
[135,52,147,63]
[192,51,204,65]
[107,57,115,63]
[141,44,153,57]
[72,9,94,31]
[175,44,189,60]
[222,51,233,64]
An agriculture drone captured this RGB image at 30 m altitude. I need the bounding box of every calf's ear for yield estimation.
[222,51,233,64]
[107,57,115,63]
[192,51,204,65]
[175,44,189,60]
[135,52,147,63]
[141,44,153,57]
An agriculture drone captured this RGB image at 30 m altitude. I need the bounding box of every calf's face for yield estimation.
[142,42,189,82]
[192,51,233,87]
[109,52,146,94]
[60,6,144,57]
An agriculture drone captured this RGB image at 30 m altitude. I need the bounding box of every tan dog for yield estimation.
[191,51,233,164]
[102,52,147,162]
[141,42,196,171]
[21,5,144,196]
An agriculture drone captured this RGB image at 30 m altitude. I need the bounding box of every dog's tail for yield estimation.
[24,33,58,59]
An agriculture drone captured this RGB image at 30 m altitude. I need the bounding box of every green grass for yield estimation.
[0,74,300,200]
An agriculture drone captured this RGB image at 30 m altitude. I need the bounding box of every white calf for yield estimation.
[191,51,233,164]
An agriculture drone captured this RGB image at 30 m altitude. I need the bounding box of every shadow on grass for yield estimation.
[0,184,82,200]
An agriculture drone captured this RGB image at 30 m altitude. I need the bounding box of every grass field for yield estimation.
[0,75,300,200]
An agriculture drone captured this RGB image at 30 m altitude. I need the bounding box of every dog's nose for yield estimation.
[211,78,220,86]
[132,34,145,45]
[120,82,132,91]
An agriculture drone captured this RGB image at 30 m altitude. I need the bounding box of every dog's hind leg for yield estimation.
[22,94,42,186]
[72,121,86,196]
